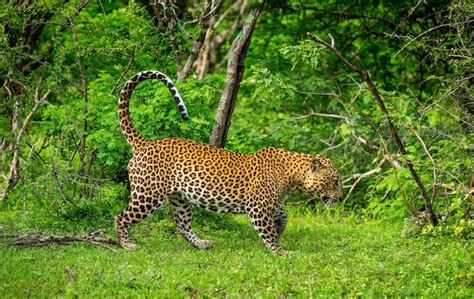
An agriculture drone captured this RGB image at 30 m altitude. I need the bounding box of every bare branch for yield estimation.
[307,32,364,76]
[49,156,69,205]
[408,125,437,198]
[213,0,242,30]
[292,111,348,121]
[321,138,349,153]
[184,0,222,25]
[109,51,135,96]
[328,33,335,47]
[1,77,51,201]
[9,229,119,252]
[16,86,51,145]
[343,157,387,202]
[308,32,438,225]
[394,20,474,57]
[343,157,388,184]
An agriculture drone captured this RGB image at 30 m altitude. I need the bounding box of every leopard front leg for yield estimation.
[169,194,213,250]
[273,206,288,239]
[248,205,288,255]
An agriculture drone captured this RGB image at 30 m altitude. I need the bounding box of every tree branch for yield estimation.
[308,32,438,225]
[184,0,222,25]
[394,20,474,57]
[292,111,348,120]
[343,157,387,203]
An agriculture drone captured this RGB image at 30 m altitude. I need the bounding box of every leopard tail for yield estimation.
[118,70,189,147]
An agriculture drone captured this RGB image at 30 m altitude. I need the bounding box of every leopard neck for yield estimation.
[262,147,313,188]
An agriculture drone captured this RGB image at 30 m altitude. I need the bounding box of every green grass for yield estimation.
[0,209,472,297]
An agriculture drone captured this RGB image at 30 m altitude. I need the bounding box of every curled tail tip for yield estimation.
[181,114,189,121]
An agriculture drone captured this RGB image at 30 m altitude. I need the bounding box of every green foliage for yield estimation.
[0,0,471,244]
[422,219,474,239]
[0,2,472,296]
[279,40,324,70]
[3,160,128,229]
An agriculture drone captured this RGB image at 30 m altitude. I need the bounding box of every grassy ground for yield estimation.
[0,208,472,297]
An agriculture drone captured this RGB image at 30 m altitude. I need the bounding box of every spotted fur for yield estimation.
[115,70,343,254]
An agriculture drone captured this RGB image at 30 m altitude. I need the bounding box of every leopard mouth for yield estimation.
[322,196,335,206]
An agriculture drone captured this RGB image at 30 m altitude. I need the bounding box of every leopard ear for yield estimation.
[311,156,326,172]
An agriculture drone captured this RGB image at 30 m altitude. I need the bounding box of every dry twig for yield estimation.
[343,157,387,203]
[394,20,474,57]
[8,229,119,253]
[1,77,51,201]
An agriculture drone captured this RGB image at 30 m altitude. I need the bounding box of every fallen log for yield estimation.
[4,228,119,253]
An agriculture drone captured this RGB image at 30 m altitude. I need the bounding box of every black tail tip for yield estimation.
[181,114,189,121]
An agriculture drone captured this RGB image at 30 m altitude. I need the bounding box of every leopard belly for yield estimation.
[177,186,248,214]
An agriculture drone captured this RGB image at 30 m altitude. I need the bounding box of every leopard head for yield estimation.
[301,156,343,204]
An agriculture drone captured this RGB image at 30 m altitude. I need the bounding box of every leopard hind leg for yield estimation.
[115,189,166,249]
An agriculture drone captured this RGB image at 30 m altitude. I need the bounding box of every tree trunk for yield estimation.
[209,3,263,147]
[176,0,216,80]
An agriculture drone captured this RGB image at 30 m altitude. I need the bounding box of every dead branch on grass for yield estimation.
[6,229,119,252]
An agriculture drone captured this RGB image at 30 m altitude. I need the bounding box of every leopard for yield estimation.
[115,70,343,254]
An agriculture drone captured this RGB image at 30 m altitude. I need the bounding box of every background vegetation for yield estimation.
[0,0,472,296]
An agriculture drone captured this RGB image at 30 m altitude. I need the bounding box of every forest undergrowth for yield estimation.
[0,208,472,297]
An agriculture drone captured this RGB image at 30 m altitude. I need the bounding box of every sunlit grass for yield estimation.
[0,208,472,297]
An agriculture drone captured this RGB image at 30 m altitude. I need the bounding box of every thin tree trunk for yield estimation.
[155,0,219,81]
[1,82,51,200]
[209,3,264,147]
[308,32,438,226]
[177,0,218,80]
[195,0,247,79]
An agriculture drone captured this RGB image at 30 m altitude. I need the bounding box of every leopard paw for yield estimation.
[273,248,292,256]
[120,242,139,250]
[197,239,213,250]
